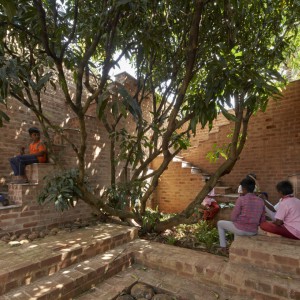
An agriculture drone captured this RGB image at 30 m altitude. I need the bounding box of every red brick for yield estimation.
[273,285,288,298]
[250,251,270,261]
[290,289,300,299]
[273,255,299,267]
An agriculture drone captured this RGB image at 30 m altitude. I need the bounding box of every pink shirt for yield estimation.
[275,196,300,239]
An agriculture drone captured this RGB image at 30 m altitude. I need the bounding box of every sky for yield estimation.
[109,56,136,79]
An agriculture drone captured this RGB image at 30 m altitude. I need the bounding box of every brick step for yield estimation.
[77,263,250,300]
[26,162,56,184]
[7,182,38,206]
[0,224,138,296]
[190,166,202,175]
[131,240,227,286]
[1,244,134,300]
[214,193,239,203]
[230,235,300,277]
[181,161,193,169]
[221,258,300,299]
[214,186,233,194]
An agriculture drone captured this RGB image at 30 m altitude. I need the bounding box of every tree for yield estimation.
[0,0,299,232]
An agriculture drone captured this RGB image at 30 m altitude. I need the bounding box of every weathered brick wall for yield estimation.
[2,74,300,226]
[151,156,204,213]
[0,72,154,233]
[178,80,300,205]
[1,183,95,234]
[0,91,73,188]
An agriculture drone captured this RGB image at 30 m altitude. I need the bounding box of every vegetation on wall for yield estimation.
[0,0,300,232]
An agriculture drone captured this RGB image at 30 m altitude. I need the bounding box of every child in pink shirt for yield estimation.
[260,181,300,239]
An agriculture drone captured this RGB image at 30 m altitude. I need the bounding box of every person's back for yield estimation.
[232,193,265,233]
[275,195,300,239]
[217,177,266,253]
[260,181,300,240]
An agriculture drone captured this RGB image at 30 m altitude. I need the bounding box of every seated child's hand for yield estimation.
[19,146,25,155]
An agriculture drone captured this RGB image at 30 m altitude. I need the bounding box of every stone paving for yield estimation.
[77,264,250,300]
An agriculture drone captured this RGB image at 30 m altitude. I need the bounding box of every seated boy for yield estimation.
[9,127,47,183]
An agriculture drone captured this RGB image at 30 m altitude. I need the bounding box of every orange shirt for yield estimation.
[29,141,47,163]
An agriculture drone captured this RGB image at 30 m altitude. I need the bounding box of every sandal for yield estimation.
[215,247,229,256]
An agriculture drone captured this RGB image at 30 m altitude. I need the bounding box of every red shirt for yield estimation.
[231,193,266,233]
[29,141,47,163]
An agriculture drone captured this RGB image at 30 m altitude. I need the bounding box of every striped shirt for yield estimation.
[231,193,266,233]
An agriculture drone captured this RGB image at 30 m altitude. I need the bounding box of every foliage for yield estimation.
[194,221,220,251]
[206,130,243,163]
[192,206,204,221]
[172,222,234,252]
[141,208,175,232]
[106,180,148,211]
[37,169,88,212]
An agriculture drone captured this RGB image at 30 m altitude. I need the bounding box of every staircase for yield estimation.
[0,224,138,299]
[224,234,300,299]
[172,155,204,178]
[0,163,94,235]
[0,223,299,299]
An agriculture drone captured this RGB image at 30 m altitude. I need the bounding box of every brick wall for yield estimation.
[151,156,205,213]
[0,72,153,233]
[0,90,73,188]
[174,79,300,207]
[1,75,300,227]
[1,183,95,234]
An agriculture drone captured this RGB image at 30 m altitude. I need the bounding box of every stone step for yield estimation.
[215,193,239,203]
[214,186,233,195]
[1,244,134,300]
[76,263,250,300]
[131,239,300,300]
[7,182,38,206]
[172,155,183,162]
[190,166,202,175]
[0,224,138,296]
[181,161,193,168]
[230,234,300,277]
[26,162,56,184]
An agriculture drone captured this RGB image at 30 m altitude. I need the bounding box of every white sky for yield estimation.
[109,56,136,79]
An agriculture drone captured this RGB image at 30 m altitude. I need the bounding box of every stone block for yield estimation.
[26,163,56,184]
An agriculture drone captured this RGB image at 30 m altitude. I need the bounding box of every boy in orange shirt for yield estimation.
[9,127,47,183]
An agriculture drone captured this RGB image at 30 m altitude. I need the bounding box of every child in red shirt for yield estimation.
[201,188,220,220]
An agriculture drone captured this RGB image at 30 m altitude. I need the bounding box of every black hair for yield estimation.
[276,181,293,196]
[28,127,40,134]
[240,177,255,193]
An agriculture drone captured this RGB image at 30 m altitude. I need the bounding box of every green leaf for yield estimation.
[96,92,109,120]
[0,0,17,21]
[219,106,237,122]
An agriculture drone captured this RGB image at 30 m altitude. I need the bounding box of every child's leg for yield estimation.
[217,220,234,247]
[218,220,257,247]
[9,156,20,175]
[260,222,298,239]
